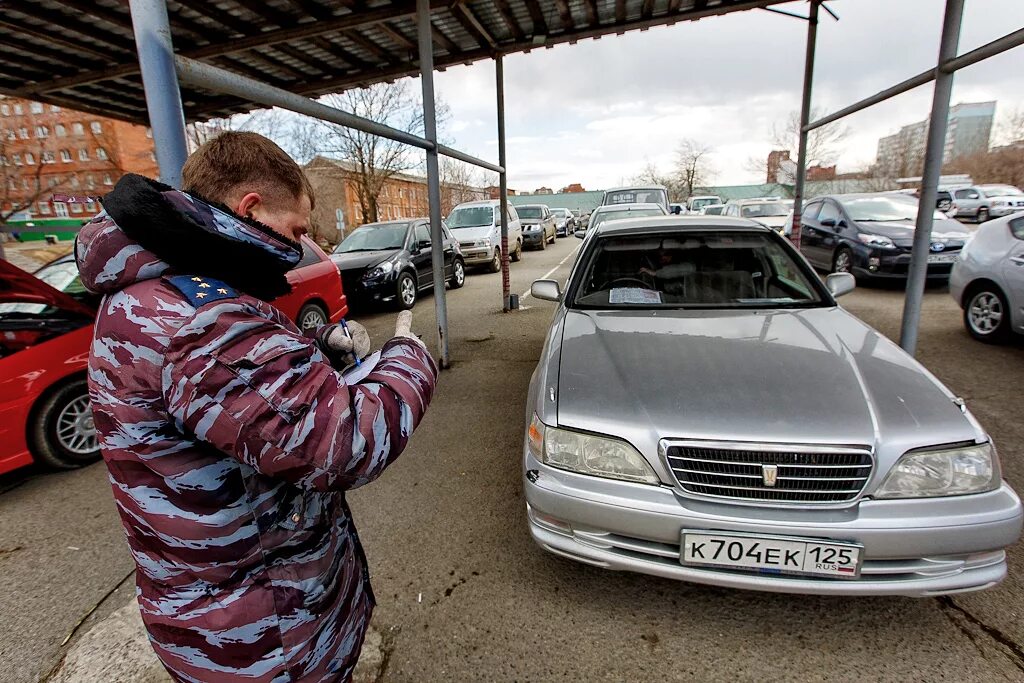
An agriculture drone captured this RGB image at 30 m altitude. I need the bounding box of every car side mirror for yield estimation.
[531,279,562,302]
[418,240,431,251]
[820,218,836,228]
[574,230,586,239]
[826,272,856,298]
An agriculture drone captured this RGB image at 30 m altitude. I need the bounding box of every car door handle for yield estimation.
[1011,256,1024,266]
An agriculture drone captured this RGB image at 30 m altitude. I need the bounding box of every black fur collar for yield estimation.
[101,174,301,300]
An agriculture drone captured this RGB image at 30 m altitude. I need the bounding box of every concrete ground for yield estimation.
[2,236,1023,681]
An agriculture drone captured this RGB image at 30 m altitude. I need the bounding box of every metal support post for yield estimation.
[128,0,188,187]
[791,0,819,249]
[416,0,450,368]
[497,56,511,312]
[900,0,964,354]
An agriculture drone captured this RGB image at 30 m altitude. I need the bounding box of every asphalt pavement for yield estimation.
[2,235,1023,682]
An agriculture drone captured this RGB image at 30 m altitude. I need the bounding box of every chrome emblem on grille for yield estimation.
[761,464,779,487]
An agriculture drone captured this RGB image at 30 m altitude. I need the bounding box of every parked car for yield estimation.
[447,200,523,272]
[686,195,723,213]
[936,189,954,213]
[721,199,790,232]
[524,214,1022,596]
[0,239,348,476]
[551,208,576,237]
[517,204,558,250]
[799,193,971,281]
[331,218,465,311]
[669,203,686,215]
[602,186,670,213]
[950,214,1024,343]
[951,185,1024,223]
[700,204,726,216]
[585,203,667,233]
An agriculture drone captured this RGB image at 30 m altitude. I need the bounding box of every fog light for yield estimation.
[868,256,880,271]
[529,506,572,534]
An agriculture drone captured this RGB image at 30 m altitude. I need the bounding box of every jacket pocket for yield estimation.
[278,490,328,531]
[215,336,318,423]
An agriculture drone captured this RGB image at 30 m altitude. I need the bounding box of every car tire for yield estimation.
[297,302,329,332]
[396,271,417,309]
[832,247,854,275]
[977,207,989,223]
[964,283,1012,343]
[488,249,502,273]
[539,234,547,250]
[548,230,556,244]
[511,240,523,262]
[29,379,101,470]
[449,258,466,289]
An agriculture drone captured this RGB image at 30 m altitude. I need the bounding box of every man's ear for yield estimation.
[235,192,263,219]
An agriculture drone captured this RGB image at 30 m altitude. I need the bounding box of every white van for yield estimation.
[446,200,523,272]
[602,186,670,213]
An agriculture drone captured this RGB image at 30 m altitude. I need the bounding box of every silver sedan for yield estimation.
[524,215,1022,596]
[950,213,1024,342]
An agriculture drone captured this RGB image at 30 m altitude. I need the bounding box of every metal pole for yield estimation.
[416,0,450,368]
[900,0,964,354]
[129,0,188,187]
[790,0,818,249]
[497,55,511,312]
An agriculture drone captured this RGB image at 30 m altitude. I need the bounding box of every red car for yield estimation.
[0,236,347,475]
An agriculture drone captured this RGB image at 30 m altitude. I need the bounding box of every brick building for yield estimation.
[0,96,158,236]
[304,156,488,246]
[485,185,517,199]
[560,183,586,193]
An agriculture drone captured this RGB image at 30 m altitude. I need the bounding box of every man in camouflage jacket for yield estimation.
[77,133,437,682]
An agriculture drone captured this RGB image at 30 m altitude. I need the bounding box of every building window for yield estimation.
[60,149,72,163]
[72,122,84,136]
[38,202,50,215]
[0,104,8,116]
[96,147,108,161]
[42,151,55,164]
[54,202,69,217]
[145,127,152,138]
[30,102,43,114]
[55,124,67,137]
[86,174,95,189]
[50,105,60,113]
[90,121,102,134]
[70,175,80,188]
[48,176,59,187]
[79,148,89,161]
[24,152,34,165]
[103,173,112,186]
[70,202,83,214]
[18,127,28,139]
[35,125,49,138]
[86,200,96,212]
[12,154,21,165]
[149,152,156,161]
[21,178,28,190]
[0,155,6,166]
[14,104,23,115]
[5,130,13,141]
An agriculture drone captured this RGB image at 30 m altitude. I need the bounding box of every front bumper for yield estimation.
[989,205,1024,217]
[523,457,1022,597]
[853,249,960,279]
[523,230,545,246]
[460,246,494,265]
[342,274,396,305]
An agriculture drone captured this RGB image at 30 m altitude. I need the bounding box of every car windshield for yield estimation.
[0,259,88,316]
[606,189,666,206]
[572,231,825,309]
[740,203,789,218]
[591,208,665,231]
[334,223,408,253]
[690,198,720,210]
[517,207,544,219]
[447,206,494,228]
[703,206,724,215]
[981,185,1023,197]
[552,209,570,218]
[840,196,944,222]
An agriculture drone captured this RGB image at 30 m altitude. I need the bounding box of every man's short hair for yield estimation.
[182,131,315,210]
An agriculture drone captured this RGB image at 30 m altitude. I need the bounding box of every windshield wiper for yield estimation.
[450,224,490,229]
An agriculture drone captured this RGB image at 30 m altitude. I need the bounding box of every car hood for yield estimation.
[752,215,788,228]
[854,218,970,246]
[449,225,495,241]
[331,249,397,271]
[555,308,977,455]
[0,259,95,317]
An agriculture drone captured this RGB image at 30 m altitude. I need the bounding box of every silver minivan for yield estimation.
[446,200,524,272]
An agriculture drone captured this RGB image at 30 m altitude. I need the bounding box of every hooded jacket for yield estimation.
[78,175,437,682]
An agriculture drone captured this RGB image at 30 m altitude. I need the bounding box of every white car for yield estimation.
[447,200,524,273]
[950,213,1024,342]
[584,203,668,233]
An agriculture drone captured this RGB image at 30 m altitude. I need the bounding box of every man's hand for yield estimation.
[318,320,371,367]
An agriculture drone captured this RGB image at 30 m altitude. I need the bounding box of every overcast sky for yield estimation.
[424,0,1024,191]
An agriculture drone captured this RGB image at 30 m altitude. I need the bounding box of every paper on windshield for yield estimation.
[609,288,662,304]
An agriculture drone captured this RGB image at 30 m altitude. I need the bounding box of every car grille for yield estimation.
[665,442,873,504]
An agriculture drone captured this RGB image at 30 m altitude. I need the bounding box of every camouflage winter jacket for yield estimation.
[77,175,437,682]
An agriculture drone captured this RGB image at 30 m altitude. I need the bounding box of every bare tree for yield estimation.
[771,108,849,166]
[316,82,449,224]
[633,161,684,201]
[675,139,715,199]
[440,157,487,216]
[993,106,1024,147]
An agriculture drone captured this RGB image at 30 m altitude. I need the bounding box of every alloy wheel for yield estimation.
[833,249,852,273]
[56,396,98,455]
[968,291,1003,335]
[401,276,416,306]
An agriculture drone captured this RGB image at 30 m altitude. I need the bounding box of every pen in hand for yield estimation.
[340,318,361,367]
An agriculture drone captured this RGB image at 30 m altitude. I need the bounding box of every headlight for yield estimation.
[992,200,1007,207]
[363,261,395,279]
[874,442,999,498]
[528,415,659,484]
[857,233,896,249]
[474,239,491,248]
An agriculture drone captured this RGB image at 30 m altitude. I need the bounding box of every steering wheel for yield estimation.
[600,276,654,290]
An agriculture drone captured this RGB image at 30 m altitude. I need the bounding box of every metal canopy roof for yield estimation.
[2,0,782,124]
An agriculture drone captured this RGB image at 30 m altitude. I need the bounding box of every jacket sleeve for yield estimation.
[161,299,438,491]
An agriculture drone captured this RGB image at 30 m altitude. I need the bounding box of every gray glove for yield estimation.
[317,320,371,366]
[392,310,426,347]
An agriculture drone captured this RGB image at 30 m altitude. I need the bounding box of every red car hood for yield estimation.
[0,258,95,317]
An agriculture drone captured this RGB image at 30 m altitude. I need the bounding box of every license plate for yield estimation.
[928,253,958,263]
[681,531,862,579]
